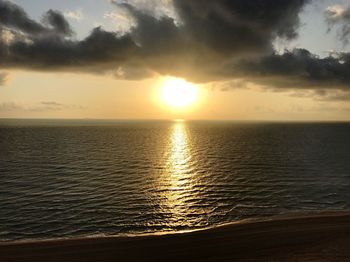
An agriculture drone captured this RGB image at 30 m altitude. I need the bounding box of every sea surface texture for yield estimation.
[0,120,349,241]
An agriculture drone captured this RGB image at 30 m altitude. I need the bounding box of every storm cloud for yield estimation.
[0,0,350,95]
[234,49,350,89]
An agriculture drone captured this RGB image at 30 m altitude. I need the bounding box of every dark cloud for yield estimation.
[0,0,309,72]
[172,0,308,55]
[234,49,350,89]
[0,0,139,74]
[0,0,350,97]
[0,1,71,37]
[1,26,138,72]
[0,0,45,35]
[112,0,311,81]
[42,10,73,36]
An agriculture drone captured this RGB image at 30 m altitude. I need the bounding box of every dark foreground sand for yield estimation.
[1,212,350,262]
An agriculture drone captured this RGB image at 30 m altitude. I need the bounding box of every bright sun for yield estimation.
[161,77,199,109]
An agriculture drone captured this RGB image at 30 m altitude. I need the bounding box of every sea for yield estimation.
[0,119,349,242]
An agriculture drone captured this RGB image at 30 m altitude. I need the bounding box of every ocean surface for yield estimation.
[0,119,349,242]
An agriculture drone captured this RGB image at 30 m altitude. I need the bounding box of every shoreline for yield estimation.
[1,211,350,261]
[2,210,349,244]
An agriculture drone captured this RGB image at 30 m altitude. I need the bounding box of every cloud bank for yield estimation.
[0,0,350,97]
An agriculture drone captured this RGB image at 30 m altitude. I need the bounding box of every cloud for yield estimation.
[103,9,136,34]
[0,0,350,98]
[325,5,348,22]
[0,101,21,111]
[210,79,249,91]
[64,10,83,21]
[41,101,63,106]
[289,88,350,102]
[110,0,179,21]
[38,101,85,111]
[42,10,73,36]
[325,4,350,45]
[0,101,84,112]
[0,1,72,36]
[234,48,350,89]
[0,0,45,35]
[0,71,8,85]
[0,0,310,72]
[315,90,350,102]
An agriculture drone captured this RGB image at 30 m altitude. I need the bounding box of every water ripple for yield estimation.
[0,121,349,241]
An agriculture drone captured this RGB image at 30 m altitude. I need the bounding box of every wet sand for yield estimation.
[1,212,350,262]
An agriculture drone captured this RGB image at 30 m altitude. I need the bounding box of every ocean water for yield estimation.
[0,120,349,241]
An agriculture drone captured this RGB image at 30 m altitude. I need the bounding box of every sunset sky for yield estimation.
[1,0,350,120]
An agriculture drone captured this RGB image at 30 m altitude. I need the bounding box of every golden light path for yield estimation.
[163,121,196,223]
[155,121,209,228]
[168,121,191,182]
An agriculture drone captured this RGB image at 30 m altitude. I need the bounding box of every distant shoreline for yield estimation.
[1,211,350,261]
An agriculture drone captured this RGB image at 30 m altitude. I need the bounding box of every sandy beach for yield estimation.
[1,212,349,261]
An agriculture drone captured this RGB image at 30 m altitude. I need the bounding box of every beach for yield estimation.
[1,212,349,261]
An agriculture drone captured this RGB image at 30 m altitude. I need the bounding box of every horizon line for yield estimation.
[0,117,349,123]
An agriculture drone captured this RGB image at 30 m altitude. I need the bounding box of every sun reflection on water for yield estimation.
[155,121,209,229]
[163,121,195,221]
[169,122,191,177]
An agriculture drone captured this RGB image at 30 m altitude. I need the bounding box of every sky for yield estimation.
[0,0,350,120]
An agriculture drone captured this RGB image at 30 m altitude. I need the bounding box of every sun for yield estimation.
[161,77,199,109]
